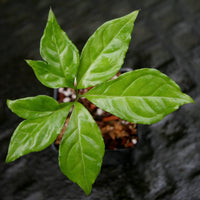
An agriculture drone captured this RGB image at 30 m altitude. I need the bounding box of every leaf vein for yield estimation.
[77,112,90,192]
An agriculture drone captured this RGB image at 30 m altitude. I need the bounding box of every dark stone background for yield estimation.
[0,0,200,199]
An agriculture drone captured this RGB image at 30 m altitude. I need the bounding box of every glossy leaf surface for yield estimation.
[6,103,73,163]
[26,60,74,89]
[7,95,60,120]
[27,9,79,88]
[59,102,105,195]
[77,10,139,89]
[84,68,194,124]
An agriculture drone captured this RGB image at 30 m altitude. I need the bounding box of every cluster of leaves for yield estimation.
[6,9,193,195]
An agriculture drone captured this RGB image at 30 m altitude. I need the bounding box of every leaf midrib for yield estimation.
[85,95,186,101]
[17,109,54,118]
[51,21,65,76]
[30,103,72,120]
[76,107,90,192]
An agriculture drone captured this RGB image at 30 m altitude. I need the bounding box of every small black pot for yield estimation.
[52,68,139,166]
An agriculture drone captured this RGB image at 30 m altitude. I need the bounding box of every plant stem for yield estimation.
[75,87,79,102]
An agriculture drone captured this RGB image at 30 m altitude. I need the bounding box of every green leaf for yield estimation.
[27,9,79,88]
[84,68,194,125]
[77,10,139,89]
[26,60,74,89]
[59,102,105,195]
[7,95,60,120]
[6,103,73,163]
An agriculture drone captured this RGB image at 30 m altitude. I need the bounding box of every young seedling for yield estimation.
[6,9,194,195]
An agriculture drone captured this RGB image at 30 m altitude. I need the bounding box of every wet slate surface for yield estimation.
[0,0,200,199]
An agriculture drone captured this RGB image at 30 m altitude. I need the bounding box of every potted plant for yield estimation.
[6,9,194,195]
[53,68,138,166]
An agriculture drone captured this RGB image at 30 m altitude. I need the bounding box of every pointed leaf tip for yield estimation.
[48,8,55,22]
[128,9,140,19]
[5,155,12,163]
[25,59,31,65]
[6,99,11,107]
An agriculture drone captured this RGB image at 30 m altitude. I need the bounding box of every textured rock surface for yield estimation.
[0,0,200,199]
